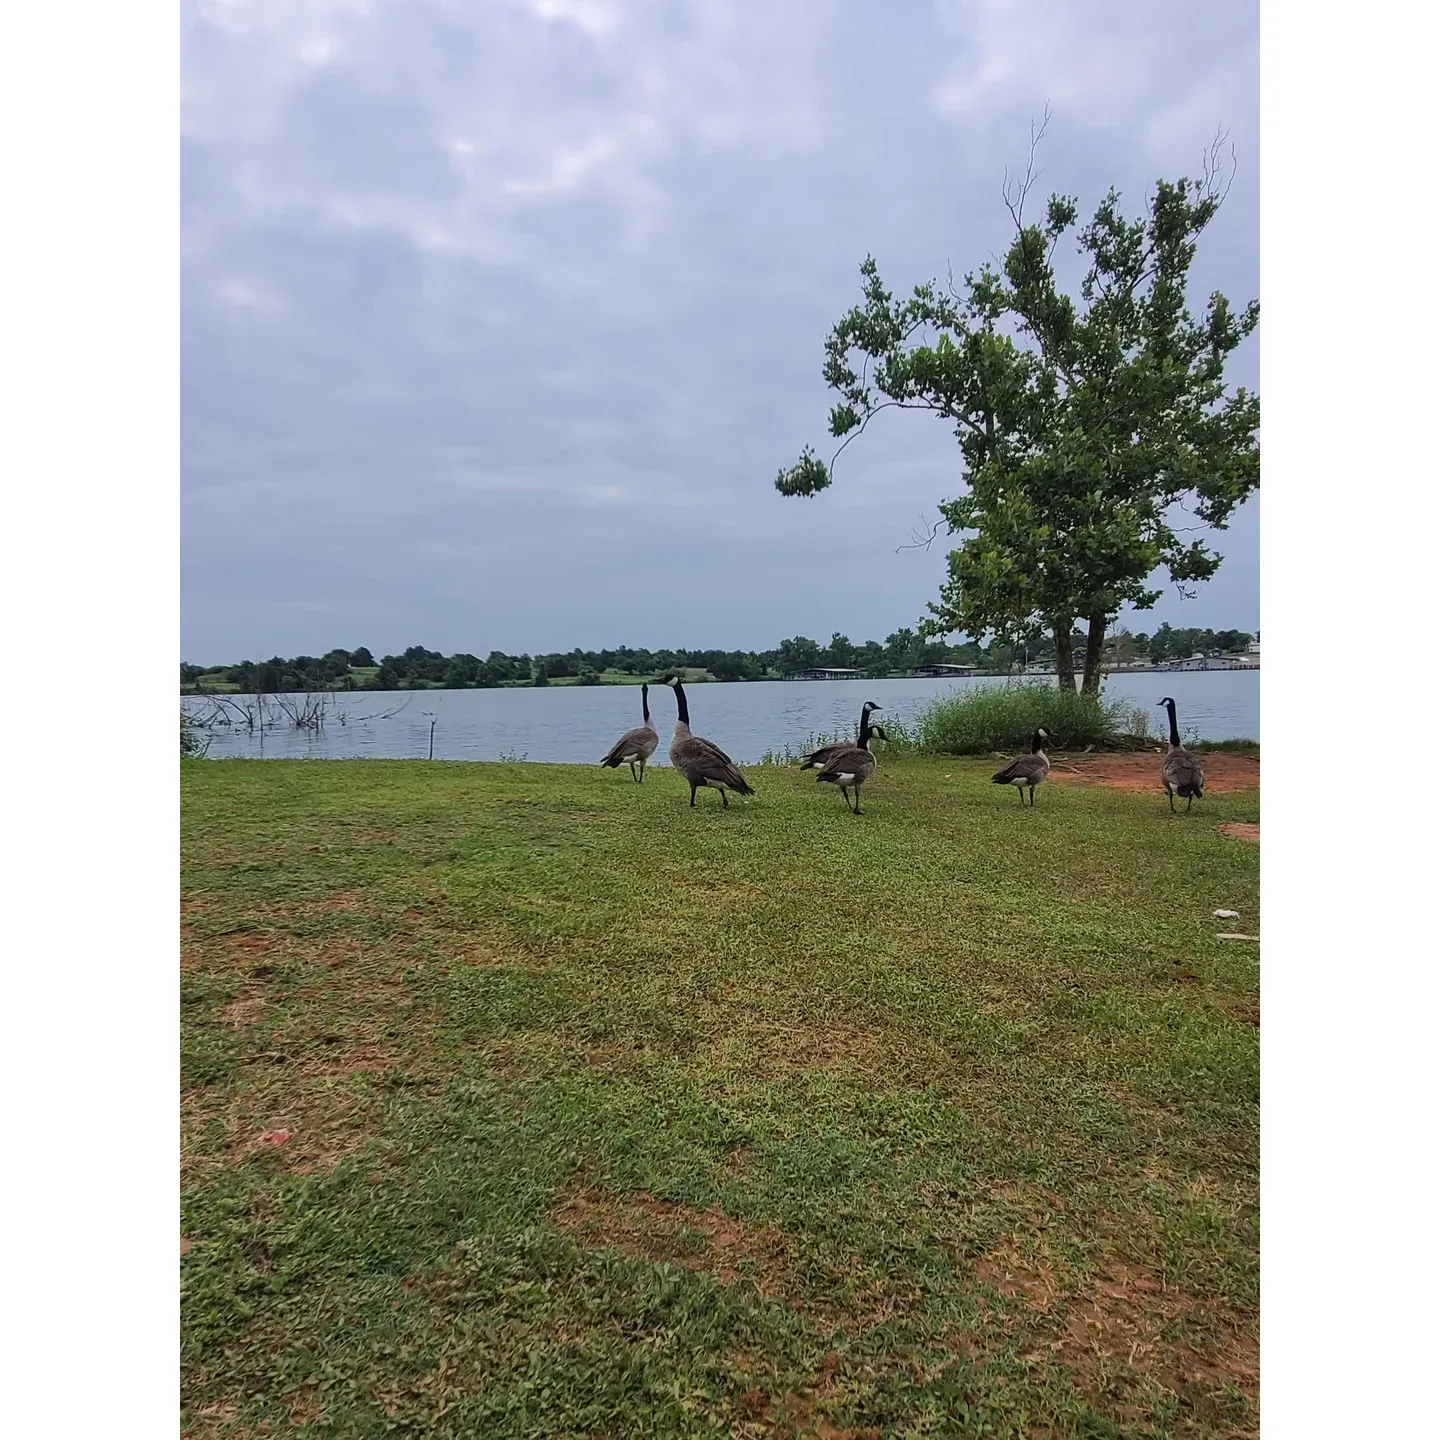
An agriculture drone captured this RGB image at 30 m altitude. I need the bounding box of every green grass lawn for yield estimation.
[181,757,1259,1439]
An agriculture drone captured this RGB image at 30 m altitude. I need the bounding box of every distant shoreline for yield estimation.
[181,665,1258,696]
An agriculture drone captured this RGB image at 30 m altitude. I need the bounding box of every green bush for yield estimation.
[180,711,210,758]
[913,682,1126,755]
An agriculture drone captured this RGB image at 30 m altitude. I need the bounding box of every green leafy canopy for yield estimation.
[775,127,1259,675]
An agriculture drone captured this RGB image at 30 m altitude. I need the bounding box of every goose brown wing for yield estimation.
[601,724,656,765]
[992,755,1044,783]
[673,735,752,793]
[816,745,873,784]
[1163,749,1205,794]
[690,737,753,794]
[694,736,738,768]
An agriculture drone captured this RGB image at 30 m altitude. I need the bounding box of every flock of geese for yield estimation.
[601,678,1206,815]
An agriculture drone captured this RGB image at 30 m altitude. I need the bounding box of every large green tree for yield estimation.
[776,129,1259,693]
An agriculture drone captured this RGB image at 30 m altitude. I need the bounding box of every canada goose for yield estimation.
[599,682,659,782]
[1158,697,1205,813]
[665,677,754,808]
[799,701,885,772]
[992,728,1051,806]
[814,704,886,814]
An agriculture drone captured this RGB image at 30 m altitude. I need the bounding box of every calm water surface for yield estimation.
[185,672,1258,764]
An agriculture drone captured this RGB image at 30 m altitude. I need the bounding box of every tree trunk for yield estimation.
[1052,621,1077,693]
[1081,613,1108,695]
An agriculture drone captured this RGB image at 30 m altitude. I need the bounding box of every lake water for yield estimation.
[184,671,1258,764]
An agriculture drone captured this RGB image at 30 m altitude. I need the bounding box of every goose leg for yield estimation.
[1168,790,1175,813]
[719,787,729,808]
[1185,794,1193,813]
[689,784,698,807]
[840,786,850,811]
[1016,784,1025,804]
[629,761,638,782]
[1028,785,1036,807]
[638,760,645,783]
[853,787,863,815]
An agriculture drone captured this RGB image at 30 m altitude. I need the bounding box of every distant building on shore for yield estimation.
[786,666,866,681]
[910,662,978,678]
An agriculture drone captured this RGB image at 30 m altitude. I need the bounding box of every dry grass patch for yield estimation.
[1056,1259,1258,1399]
[218,988,266,1027]
[300,1045,395,1077]
[732,1351,881,1440]
[1224,998,1260,1027]
[555,1187,786,1292]
[214,1080,377,1177]
[974,1241,1063,1311]
[1216,821,1260,842]
[705,1017,888,1081]
[316,889,363,910]
[972,1242,1257,1422]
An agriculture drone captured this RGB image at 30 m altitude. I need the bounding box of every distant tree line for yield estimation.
[180,626,1254,694]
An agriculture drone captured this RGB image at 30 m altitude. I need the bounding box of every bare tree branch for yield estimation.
[895,514,949,554]
[819,398,947,492]
[1002,101,1053,229]
[1199,125,1238,209]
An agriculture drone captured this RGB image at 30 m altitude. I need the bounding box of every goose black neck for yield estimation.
[858,713,873,748]
[1031,729,1045,753]
[1163,699,1180,747]
[641,684,650,723]
[672,680,690,725]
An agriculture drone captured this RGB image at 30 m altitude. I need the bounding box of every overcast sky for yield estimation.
[181,0,1258,663]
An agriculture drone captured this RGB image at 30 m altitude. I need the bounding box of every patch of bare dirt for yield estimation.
[724,1145,755,1176]
[735,1352,878,1440]
[1055,1260,1258,1396]
[1224,999,1261,1027]
[301,1045,394,1077]
[972,1244,1258,1414]
[708,1019,883,1079]
[1217,822,1260,842]
[219,989,266,1027]
[973,1242,1061,1310]
[223,932,273,952]
[1049,752,1259,794]
[219,1083,370,1176]
[180,1236,193,1256]
[556,1188,785,1292]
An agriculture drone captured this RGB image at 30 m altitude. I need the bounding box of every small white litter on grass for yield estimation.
[1213,909,1240,919]
[1216,933,1259,942]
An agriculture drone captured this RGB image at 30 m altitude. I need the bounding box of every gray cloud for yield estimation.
[182,0,1259,661]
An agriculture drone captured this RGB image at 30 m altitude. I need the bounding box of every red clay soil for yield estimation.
[1047,751,1259,794]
